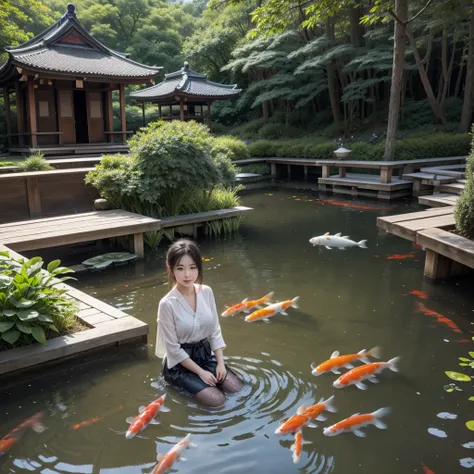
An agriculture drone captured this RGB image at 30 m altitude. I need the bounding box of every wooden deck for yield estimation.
[418,193,460,207]
[0,210,161,256]
[9,143,129,156]
[0,244,148,377]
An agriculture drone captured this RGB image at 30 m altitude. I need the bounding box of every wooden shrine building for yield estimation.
[0,3,161,154]
[130,62,241,130]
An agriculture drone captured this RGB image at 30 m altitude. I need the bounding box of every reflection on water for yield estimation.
[1,189,474,473]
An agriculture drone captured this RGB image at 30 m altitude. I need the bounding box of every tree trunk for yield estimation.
[326,19,341,123]
[459,9,474,133]
[406,24,448,125]
[455,48,466,98]
[384,0,408,161]
[442,37,457,104]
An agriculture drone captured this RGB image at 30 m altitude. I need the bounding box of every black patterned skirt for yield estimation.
[162,338,229,395]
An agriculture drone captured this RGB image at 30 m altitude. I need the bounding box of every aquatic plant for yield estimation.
[459,352,474,368]
[0,252,77,347]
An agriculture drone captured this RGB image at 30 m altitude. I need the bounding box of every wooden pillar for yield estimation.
[179,98,184,121]
[380,166,393,184]
[132,233,144,258]
[27,77,37,147]
[207,102,211,130]
[322,165,330,178]
[26,177,42,218]
[424,249,453,280]
[158,104,162,118]
[119,83,126,144]
[106,90,113,143]
[304,165,309,182]
[169,105,172,118]
[15,83,24,146]
[271,163,277,179]
[141,102,146,127]
[287,164,292,180]
[3,87,12,148]
[338,167,346,178]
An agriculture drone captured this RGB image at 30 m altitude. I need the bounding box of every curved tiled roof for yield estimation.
[131,62,241,101]
[0,4,160,82]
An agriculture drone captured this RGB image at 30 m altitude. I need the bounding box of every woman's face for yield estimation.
[172,254,199,289]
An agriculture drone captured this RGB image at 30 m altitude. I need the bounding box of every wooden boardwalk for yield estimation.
[0,210,161,256]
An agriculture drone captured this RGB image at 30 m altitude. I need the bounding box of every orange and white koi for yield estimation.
[323,407,391,437]
[0,412,45,456]
[311,347,380,376]
[275,395,336,435]
[333,357,400,390]
[290,431,311,464]
[221,292,274,317]
[245,297,299,323]
[73,405,123,430]
[153,433,197,474]
[125,395,170,439]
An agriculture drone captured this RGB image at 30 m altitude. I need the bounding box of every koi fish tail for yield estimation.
[371,407,391,429]
[323,395,337,413]
[290,296,299,309]
[263,291,274,303]
[358,240,368,249]
[387,356,401,372]
[367,346,381,360]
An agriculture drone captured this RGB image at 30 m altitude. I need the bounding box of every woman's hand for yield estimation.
[198,369,217,386]
[216,362,227,382]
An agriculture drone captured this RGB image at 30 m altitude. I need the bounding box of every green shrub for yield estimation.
[247,140,277,157]
[0,252,77,348]
[238,164,271,175]
[212,135,250,161]
[455,128,474,239]
[230,118,267,138]
[0,161,14,167]
[349,142,384,161]
[18,152,53,172]
[211,122,230,135]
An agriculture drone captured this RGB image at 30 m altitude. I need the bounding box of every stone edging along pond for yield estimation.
[0,244,148,377]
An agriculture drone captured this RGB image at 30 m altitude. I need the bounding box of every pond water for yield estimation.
[1,188,474,474]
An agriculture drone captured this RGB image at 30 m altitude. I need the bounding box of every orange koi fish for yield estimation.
[72,405,123,430]
[387,253,415,260]
[0,412,45,456]
[333,357,400,390]
[290,431,311,464]
[422,463,435,474]
[245,297,299,323]
[318,200,392,212]
[416,302,461,334]
[221,292,274,317]
[409,290,428,299]
[153,433,197,474]
[125,395,170,439]
[311,347,380,376]
[275,395,336,435]
[323,407,391,437]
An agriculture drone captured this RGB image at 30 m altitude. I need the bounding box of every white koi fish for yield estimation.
[309,233,367,250]
[153,433,197,474]
[323,407,391,437]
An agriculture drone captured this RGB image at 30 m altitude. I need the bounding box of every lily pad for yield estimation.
[100,252,137,263]
[444,383,463,392]
[81,253,137,270]
[82,255,115,267]
[445,371,472,382]
[467,421,474,432]
[69,264,89,273]
[469,397,474,402]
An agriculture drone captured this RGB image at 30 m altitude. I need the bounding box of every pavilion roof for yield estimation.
[130,62,241,102]
[0,4,161,85]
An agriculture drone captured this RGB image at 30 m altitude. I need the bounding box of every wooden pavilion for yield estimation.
[0,4,161,154]
[130,62,241,130]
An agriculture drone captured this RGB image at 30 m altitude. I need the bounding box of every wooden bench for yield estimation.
[416,228,474,279]
[377,207,456,241]
[0,210,161,257]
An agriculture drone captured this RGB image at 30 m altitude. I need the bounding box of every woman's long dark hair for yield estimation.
[166,238,203,286]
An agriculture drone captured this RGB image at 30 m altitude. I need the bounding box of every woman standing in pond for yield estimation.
[155,238,243,407]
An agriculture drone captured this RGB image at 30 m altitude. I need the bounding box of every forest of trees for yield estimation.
[1,0,473,160]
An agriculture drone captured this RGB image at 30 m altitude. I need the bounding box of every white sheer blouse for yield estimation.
[155,284,226,369]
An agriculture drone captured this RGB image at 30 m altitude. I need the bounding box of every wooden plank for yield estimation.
[418,194,459,207]
[388,215,455,241]
[161,206,253,228]
[0,316,148,376]
[318,175,412,191]
[0,167,95,180]
[377,207,455,225]
[416,227,474,269]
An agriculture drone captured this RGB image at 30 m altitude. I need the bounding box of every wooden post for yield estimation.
[380,167,393,184]
[141,102,145,127]
[15,83,24,146]
[169,105,172,118]
[287,164,292,180]
[158,104,162,118]
[132,233,144,258]
[304,165,308,182]
[207,102,211,130]
[26,177,42,218]
[424,249,452,279]
[119,83,126,144]
[27,77,37,147]
[179,98,184,121]
[3,87,12,148]
[106,90,113,143]
[338,167,346,178]
[322,165,330,178]
[271,163,277,179]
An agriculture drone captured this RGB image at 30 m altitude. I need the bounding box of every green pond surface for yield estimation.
[1,188,474,474]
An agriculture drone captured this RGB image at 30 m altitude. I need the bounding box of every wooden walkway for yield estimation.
[0,210,161,256]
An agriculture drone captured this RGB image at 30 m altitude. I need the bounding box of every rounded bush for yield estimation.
[212,135,250,161]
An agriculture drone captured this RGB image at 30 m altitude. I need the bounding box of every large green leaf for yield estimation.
[15,322,32,334]
[38,313,53,323]
[445,371,471,382]
[47,260,61,273]
[2,310,16,317]
[2,329,20,344]
[31,326,46,344]
[467,421,474,431]
[17,310,39,321]
[0,274,12,286]
[9,296,36,309]
[0,321,15,332]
